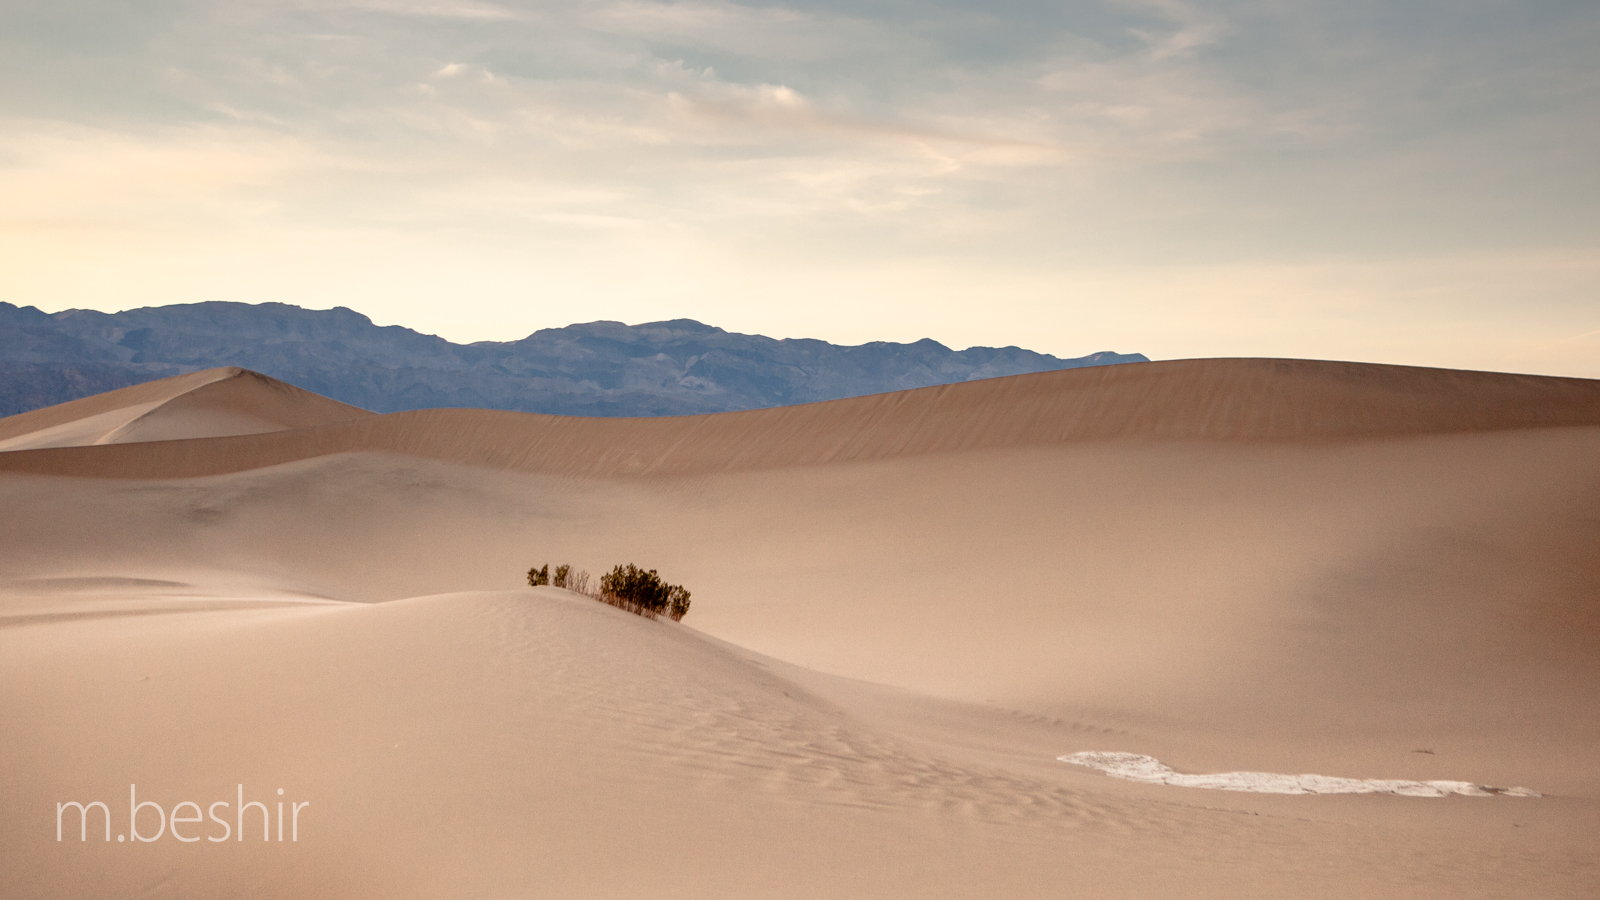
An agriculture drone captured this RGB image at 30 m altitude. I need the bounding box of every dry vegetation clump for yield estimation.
[527,562,687,621]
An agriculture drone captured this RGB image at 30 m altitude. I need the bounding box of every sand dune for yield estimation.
[2,359,1597,898]
[3,357,1600,479]
[0,367,371,452]
[16,589,1570,900]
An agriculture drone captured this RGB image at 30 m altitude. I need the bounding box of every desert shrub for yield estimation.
[667,585,690,621]
[566,568,591,595]
[598,563,692,622]
[527,561,688,622]
[540,564,591,596]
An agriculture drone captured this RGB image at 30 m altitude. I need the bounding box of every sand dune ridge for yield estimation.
[2,358,1598,479]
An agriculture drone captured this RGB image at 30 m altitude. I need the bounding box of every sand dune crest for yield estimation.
[0,367,371,452]
[2,358,1599,479]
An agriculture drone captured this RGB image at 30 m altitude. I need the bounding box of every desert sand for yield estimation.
[0,367,372,453]
[1,359,1597,898]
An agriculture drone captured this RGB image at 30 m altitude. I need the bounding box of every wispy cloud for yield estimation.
[1123,0,1227,60]
[0,0,1595,374]
[324,0,523,20]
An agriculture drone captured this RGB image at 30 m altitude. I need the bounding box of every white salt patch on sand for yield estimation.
[1060,752,1540,797]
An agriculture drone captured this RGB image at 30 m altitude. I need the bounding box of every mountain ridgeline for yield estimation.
[0,301,1146,418]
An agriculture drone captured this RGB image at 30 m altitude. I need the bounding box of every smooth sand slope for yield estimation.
[2,359,1597,898]
[2,358,1599,478]
[0,366,371,452]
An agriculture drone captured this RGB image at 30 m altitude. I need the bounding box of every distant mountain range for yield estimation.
[0,301,1147,418]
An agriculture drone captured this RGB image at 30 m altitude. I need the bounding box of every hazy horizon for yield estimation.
[2,0,1596,377]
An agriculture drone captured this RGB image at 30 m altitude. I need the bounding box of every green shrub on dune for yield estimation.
[526,561,690,622]
[599,564,691,621]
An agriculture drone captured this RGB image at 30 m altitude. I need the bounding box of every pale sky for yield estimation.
[2,0,1597,375]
